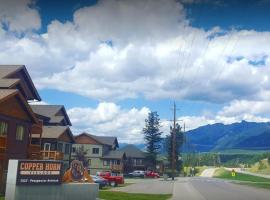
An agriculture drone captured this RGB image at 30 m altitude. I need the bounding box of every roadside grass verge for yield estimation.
[100,183,134,190]
[0,196,4,200]
[99,191,171,200]
[214,168,270,189]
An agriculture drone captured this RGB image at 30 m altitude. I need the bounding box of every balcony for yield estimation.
[0,137,6,160]
[41,151,64,160]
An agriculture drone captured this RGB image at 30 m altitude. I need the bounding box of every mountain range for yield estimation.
[120,121,270,153]
[184,120,270,152]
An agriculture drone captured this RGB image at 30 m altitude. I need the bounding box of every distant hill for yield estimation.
[120,121,270,153]
[185,120,270,152]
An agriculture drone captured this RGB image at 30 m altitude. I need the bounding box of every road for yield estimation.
[200,168,216,177]
[111,177,270,200]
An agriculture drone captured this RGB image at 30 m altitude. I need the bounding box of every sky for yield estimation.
[1,0,270,143]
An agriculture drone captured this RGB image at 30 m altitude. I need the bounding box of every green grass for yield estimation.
[214,168,270,189]
[0,196,4,200]
[99,191,171,200]
[100,183,134,190]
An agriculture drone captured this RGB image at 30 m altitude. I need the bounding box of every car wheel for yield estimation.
[110,181,116,187]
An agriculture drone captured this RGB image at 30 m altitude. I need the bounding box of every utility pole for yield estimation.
[171,102,176,181]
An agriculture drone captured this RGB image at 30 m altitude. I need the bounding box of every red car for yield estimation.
[97,172,124,187]
[144,171,160,178]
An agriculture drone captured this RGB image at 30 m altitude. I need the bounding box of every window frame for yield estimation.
[0,120,8,138]
[92,147,99,154]
[15,125,25,141]
[64,143,70,154]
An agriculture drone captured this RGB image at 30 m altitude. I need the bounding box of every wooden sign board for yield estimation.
[16,160,63,185]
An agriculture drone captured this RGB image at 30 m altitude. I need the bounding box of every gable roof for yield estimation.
[33,126,74,142]
[0,65,41,101]
[0,89,38,123]
[30,105,72,126]
[76,132,118,148]
[120,144,146,158]
[103,150,126,159]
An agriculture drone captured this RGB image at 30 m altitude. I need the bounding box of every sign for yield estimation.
[16,160,63,185]
[62,160,93,183]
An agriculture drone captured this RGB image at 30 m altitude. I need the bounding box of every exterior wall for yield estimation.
[72,144,103,158]
[75,135,99,145]
[0,96,34,194]
[71,144,105,175]
[0,115,31,160]
[0,96,32,123]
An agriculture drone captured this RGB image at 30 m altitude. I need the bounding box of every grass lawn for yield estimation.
[99,191,171,200]
[0,196,4,200]
[214,168,270,189]
[100,183,134,190]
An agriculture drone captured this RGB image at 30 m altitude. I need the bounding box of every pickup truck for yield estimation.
[97,172,124,187]
[144,171,160,178]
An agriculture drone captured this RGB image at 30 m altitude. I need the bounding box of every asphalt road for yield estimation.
[112,177,270,200]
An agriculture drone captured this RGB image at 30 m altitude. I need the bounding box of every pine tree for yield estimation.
[165,123,185,171]
[74,146,89,168]
[143,111,163,168]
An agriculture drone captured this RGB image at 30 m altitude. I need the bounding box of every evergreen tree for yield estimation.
[143,111,163,168]
[74,146,89,168]
[165,123,185,171]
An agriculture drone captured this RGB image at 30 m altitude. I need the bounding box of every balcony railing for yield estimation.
[41,151,64,160]
[0,137,6,160]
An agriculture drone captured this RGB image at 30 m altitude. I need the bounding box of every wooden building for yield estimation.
[0,65,43,194]
[72,133,126,175]
[120,144,147,173]
[30,105,74,170]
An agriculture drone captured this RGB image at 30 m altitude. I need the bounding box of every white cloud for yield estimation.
[0,0,41,32]
[1,0,270,132]
[67,102,150,144]
[0,0,270,103]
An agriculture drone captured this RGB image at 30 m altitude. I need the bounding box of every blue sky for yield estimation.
[1,0,270,143]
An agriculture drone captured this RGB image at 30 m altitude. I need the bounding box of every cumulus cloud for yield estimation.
[67,102,150,143]
[1,0,270,138]
[0,0,270,103]
[0,0,41,32]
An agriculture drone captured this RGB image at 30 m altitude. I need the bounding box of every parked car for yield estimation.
[91,175,108,189]
[128,170,145,178]
[145,171,160,178]
[97,172,124,187]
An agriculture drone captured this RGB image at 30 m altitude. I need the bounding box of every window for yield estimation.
[88,159,91,166]
[116,160,120,165]
[65,144,70,154]
[92,148,99,154]
[0,121,8,137]
[16,125,25,141]
[103,160,110,166]
[58,143,63,152]
[72,147,76,153]
[136,159,143,166]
